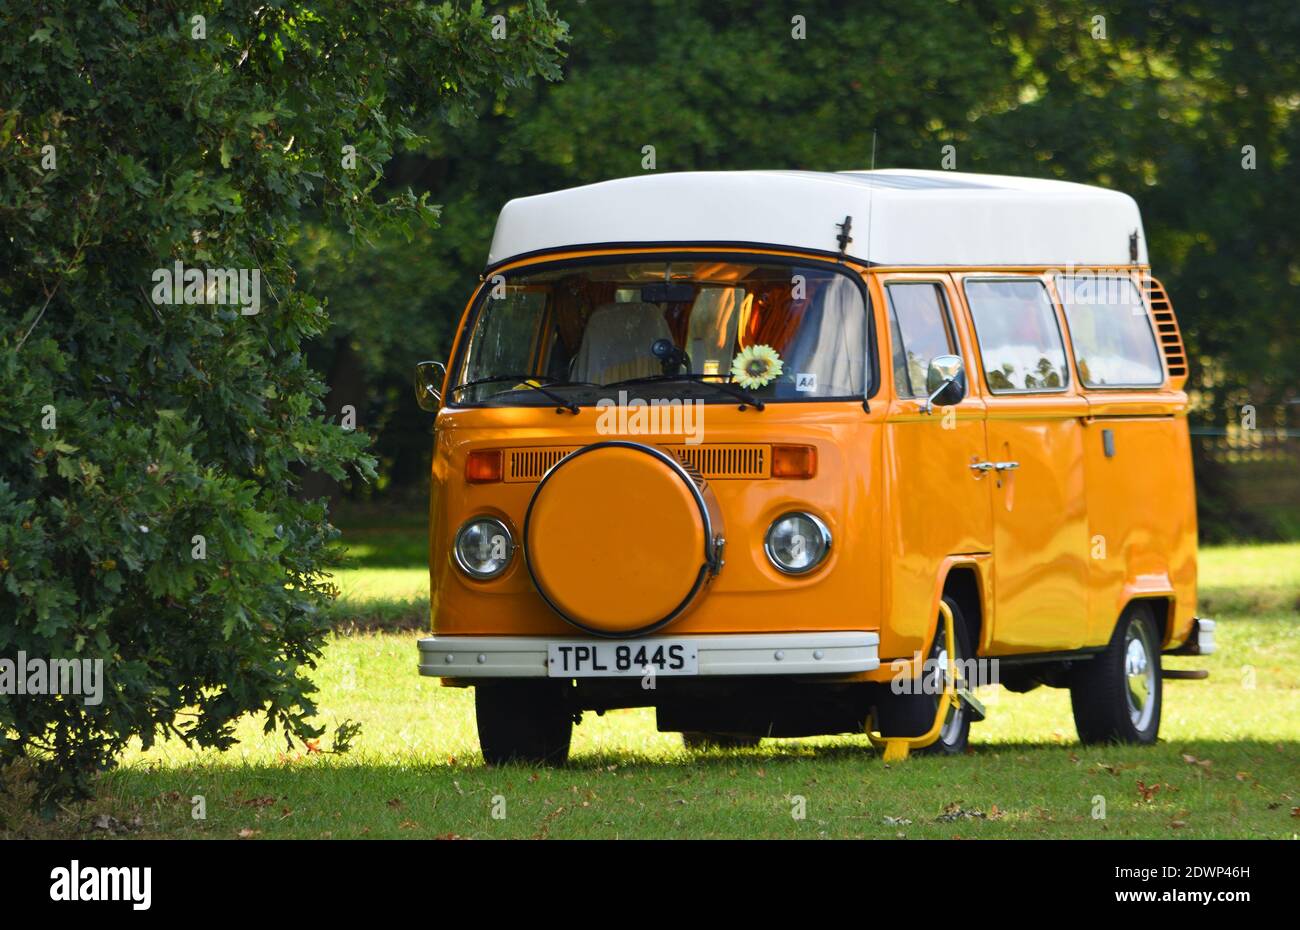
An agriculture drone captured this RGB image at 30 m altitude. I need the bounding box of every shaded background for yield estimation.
[302,0,1299,540]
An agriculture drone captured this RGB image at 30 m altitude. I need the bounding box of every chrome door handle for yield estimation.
[993,461,1020,472]
[969,461,995,473]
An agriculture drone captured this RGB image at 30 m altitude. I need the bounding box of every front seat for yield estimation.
[571,302,673,385]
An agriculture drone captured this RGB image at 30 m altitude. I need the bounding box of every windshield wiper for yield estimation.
[450,374,591,414]
[603,373,765,410]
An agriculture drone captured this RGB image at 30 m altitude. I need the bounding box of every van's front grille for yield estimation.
[502,444,770,482]
[661,444,770,479]
[504,448,577,482]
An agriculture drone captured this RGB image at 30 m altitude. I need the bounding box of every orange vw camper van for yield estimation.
[415,169,1214,763]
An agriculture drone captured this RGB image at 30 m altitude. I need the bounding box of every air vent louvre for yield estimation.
[504,448,577,482]
[1141,276,1188,385]
[662,444,770,479]
[502,444,771,482]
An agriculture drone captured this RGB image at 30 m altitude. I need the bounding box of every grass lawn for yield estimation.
[7,536,1297,839]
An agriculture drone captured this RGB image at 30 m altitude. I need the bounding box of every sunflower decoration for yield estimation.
[730,345,783,390]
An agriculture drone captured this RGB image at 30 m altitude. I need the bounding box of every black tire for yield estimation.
[682,731,762,750]
[1070,602,1162,745]
[475,680,573,765]
[874,595,972,755]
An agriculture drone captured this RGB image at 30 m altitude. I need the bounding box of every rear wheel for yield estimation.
[1070,602,1162,745]
[475,680,573,765]
[682,731,762,750]
[875,595,972,755]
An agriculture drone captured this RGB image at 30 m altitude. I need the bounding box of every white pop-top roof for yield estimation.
[486,169,1148,269]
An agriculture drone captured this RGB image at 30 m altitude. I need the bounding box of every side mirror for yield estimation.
[922,354,966,413]
[414,360,446,412]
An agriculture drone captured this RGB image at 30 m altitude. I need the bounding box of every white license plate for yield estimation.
[547,641,698,678]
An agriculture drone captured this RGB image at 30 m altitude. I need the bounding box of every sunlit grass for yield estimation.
[329,567,426,603]
[1198,541,1300,615]
[14,539,1295,839]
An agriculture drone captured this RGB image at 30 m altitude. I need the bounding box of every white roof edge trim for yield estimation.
[486,170,1148,269]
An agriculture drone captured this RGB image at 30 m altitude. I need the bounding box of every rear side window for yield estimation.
[964,279,1069,393]
[1055,275,1164,388]
[886,283,958,398]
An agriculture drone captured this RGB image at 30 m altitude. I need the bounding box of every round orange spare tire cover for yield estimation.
[524,442,718,636]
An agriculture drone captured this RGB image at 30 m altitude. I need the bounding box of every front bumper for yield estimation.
[417,631,880,679]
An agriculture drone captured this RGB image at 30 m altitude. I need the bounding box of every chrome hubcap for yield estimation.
[1124,623,1156,731]
[930,642,963,744]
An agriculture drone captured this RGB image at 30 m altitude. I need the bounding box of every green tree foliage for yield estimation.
[321,1,1296,537]
[0,1,567,802]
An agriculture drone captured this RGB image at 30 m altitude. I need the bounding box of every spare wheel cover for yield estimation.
[524,441,722,637]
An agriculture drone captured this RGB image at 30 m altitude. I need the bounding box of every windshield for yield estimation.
[452,257,870,406]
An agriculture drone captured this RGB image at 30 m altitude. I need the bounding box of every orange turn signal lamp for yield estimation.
[771,444,817,479]
[465,449,503,483]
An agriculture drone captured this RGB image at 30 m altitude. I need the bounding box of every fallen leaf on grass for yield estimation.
[1170,820,1188,829]
[1181,753,1212,772]
[92,814,143,834]
[883,816,912,826]
[237,828,259,838]
[1136,781,1161,802]
[936,802,988,823]
[386,798,403,809]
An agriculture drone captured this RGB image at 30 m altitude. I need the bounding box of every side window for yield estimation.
[964,279,1069,393]
[886,283,958,398]
[1056,275,1164,387]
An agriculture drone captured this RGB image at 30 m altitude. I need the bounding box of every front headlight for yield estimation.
[453,517,514,579]
[764,512,830,574]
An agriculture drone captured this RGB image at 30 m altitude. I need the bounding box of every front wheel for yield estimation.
[475,680,573,766]
[1070,602,1162,745]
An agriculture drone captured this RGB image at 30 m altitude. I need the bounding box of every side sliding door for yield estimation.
[957,275,1091,653]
